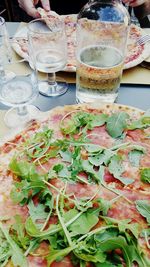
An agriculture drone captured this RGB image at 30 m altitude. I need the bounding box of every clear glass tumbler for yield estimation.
[76,0,130,103]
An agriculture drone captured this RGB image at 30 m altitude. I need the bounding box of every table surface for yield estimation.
[0,22,150,113]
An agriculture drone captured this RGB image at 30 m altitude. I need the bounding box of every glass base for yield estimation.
[4,105,40,129]
[38,81,68,97]
[76,91,118,104]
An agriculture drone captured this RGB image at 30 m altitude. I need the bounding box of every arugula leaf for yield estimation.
[0,228,12,266]
[140,168,150,183]
[0,223,28,267]
[25,217,40,237]
[9,158,36,179]
[88,114,108,129]
[10,180,31,205]
[97,166,107,186]
[89,149,115,167]
[94,228,119,243]
[59,150,72,163]
[60,112,108,135]
[106,112,129,138]
[108,155,134,185]
[101,217,139,239]
[74,244,106,263]
[9,158,45,184]
[12,215,29,250]
[27,200,48,228]
[128,110,150,130]
[128,150,143,167]
[77,224,145,267]
[135,200,150,224]
[38,188,53,209]
[95,261,122,267]
[129,144,146,153]
[77,222,146,267]
[141,228,150,250]
[53,163,71,181]
[81,160,100,183]
[73,112,106,131]
[141,228,150,237]
[46,246,74,266]
[85,144,104,154]
[96,235,133,266]
[25,206,87,239]
[60,112,88,135]
[10,174,45,206]
[95,198,111,216]
[127,239,148,267]
[10,159,47,205]
[68,209,99,236]
[25,127,53,159]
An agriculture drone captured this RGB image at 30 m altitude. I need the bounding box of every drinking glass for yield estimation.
[28,17,68,97]
[76,0,130,103]
[0,57,39,128]
[0,16,12,74]
[124,4,139,26]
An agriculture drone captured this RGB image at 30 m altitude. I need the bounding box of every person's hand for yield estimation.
[122,0,147,7]
[18,0,50,18]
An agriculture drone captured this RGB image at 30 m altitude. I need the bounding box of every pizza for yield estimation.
[124,23,150,69]
[0,103,150,267]
[12,10,150,72]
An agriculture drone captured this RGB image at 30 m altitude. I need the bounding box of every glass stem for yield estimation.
[17,106,28,116]
[48,73,56,85]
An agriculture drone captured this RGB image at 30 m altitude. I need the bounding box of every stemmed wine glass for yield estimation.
[28,17,68,97]
[0,43,39,128]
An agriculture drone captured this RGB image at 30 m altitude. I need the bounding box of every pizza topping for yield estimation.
[0,222,28,267]
[106,112,129,138]
[128,110,150,130]
[128,149,144,167]
[141,228,150,250]
[60,111,108,136]
[135,200,150,224]
[140,168,150,184]
[108,154,134,186]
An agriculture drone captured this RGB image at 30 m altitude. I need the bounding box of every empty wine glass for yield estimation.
[0,54,39,128]
[28,17,68,97]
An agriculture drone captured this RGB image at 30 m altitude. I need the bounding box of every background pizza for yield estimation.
[0,103,150,266]
[12,14,150,71]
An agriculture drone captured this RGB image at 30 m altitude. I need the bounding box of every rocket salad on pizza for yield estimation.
[0,103,150,267]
